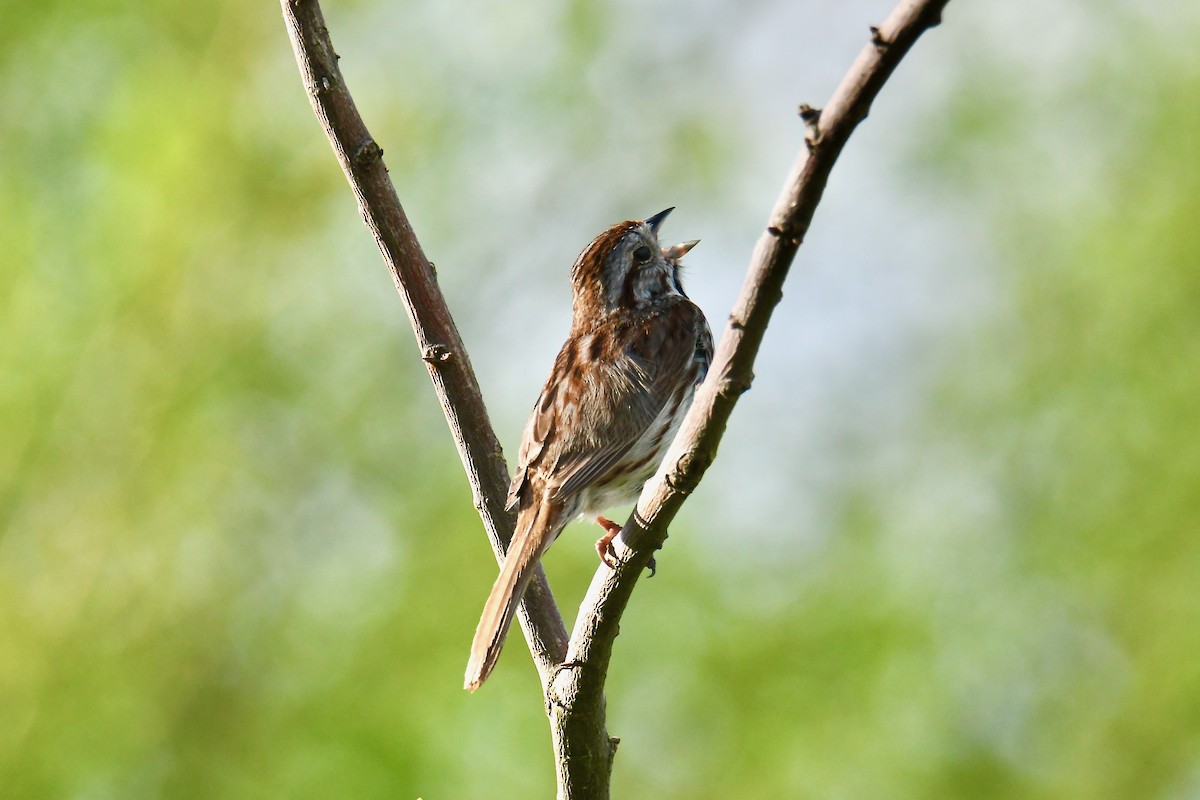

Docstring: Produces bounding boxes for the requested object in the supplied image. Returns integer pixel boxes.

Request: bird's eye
[633,245,652,263]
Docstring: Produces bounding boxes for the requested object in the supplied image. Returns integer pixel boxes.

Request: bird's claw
[596,538,620,569]
[595,515,622,569]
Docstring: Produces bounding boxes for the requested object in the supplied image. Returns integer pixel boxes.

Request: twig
[548,1,952,797]
[280,0,569,683]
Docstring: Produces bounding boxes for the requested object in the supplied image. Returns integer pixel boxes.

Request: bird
[464,208,712,692]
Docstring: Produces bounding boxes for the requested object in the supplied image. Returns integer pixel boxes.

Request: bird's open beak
[644,207,674,235]
[661,239,700,261]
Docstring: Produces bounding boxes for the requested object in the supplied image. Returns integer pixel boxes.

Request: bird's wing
[506,301,705,510]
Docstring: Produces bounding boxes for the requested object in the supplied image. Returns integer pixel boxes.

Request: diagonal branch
[280,0,569,682]
[546,0,952,796]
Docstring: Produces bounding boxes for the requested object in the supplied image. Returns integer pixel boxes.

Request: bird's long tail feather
[464,506,554,692]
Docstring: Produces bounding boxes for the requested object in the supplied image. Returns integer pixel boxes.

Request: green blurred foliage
[2,1,1199,798]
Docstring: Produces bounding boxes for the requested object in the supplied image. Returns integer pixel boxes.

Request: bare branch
[549,1,952,796]
[280,0,569,682]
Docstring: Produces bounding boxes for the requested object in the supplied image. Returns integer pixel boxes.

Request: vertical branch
[280,0,568,681]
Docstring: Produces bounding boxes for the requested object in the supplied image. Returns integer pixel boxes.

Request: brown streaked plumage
[464,208,712,692]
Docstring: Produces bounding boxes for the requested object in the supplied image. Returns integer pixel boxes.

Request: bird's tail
[464,505,555,692]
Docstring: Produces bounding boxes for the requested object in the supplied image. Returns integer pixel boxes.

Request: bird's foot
[594,516,622,568]
[594,516,658,575]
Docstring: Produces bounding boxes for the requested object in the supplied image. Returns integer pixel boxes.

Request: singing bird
[464,208,712,691]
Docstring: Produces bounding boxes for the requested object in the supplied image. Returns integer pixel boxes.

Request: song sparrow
[464,208,712,692]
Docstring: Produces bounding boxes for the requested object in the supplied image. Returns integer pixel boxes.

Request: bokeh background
[3,0,1199,797]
